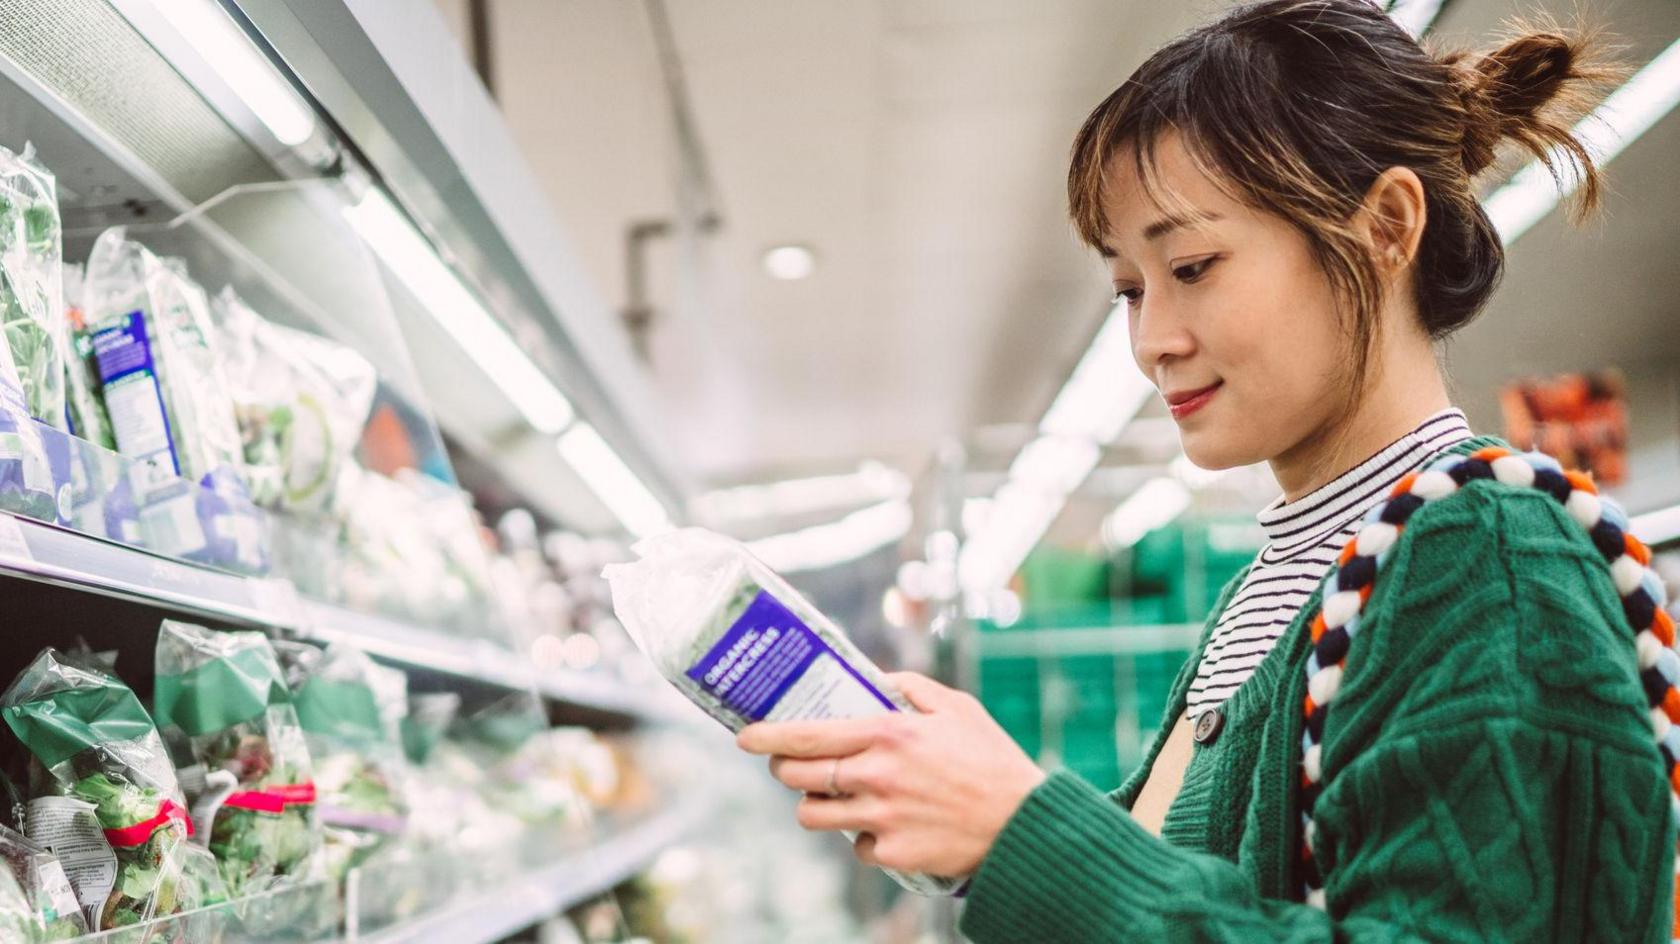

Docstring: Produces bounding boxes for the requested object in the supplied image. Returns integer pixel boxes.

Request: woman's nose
[1129,298,1196,373]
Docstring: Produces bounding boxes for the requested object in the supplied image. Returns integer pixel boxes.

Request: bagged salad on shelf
[60,263,113,451]
[153,621,320,897]
[0,143,68,433]
[81,228,245,495]
[0,825,88,940]
[0,648,227,931]
[272,642,407,877]
[603,528,961,896]
[211,288,376,515]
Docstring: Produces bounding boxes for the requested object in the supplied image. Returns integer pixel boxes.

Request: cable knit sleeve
[958,482,1674,943]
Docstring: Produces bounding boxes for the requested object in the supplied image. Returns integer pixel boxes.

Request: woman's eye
[1112,286,1144,304]
[1173,256,1218,283]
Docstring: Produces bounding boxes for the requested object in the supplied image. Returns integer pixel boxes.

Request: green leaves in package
[153,621,320,897]
[80,229,245,495]
[0,648,227,930]
[211,288,376,514]
[272,642,407,875]
[0,143,68,432]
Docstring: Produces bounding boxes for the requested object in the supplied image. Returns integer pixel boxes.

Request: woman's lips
[1168,382,1222,420]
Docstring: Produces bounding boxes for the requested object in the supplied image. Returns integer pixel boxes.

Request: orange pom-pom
[1654,609,1676,650]
[1626,533,1653,567]
[1563,470,1598,495]
[1391,471,1419,498]
[1471,446,1511,462]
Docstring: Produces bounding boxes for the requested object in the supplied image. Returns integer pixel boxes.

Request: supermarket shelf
[0,511,683,724]
[298,599,691,723]
[0,512,282,628]
[354,799,711,944]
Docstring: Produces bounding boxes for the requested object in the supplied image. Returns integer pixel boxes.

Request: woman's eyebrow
[1143,211,1223,241]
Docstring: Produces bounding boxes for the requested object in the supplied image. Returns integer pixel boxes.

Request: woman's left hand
[736,672,1046,877]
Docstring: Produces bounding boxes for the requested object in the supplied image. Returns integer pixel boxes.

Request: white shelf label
[0,513,32,564]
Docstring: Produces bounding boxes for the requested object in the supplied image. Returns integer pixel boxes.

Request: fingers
[768,755,836,794]
[852,831,880,867]
[737,717,881,757]
[885,671,959,713]
[796,793,879,833]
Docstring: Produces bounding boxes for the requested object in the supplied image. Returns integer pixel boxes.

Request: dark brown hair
[1069,0,1615,409]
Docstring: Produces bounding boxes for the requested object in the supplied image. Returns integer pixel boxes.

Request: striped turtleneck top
[1183,407,1475,721]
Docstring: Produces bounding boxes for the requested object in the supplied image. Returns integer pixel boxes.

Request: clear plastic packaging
[271,642,408,879]
[80,229,245,496]
[60,264,114,450]
[210,289,376,514]
[0,143,67,432]
[152,621,321,898]
[603,528,959,895]
[0,648,228,930]
[0,824,88,939]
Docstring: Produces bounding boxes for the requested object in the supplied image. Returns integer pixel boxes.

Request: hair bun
[1448,30,1593,176]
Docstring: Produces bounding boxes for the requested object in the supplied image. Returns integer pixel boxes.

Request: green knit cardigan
[960,435,1676,943]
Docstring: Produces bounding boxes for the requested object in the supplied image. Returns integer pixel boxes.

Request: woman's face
[1101,133,1349,471]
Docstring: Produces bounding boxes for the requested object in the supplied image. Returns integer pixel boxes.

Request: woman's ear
[1359,166,1428,276]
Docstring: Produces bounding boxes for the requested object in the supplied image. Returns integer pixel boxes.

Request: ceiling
[431,0,1680,517]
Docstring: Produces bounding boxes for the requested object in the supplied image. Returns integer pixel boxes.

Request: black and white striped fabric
[1184,408,1475,721]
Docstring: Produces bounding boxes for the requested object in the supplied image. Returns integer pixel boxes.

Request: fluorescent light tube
[1101,477,1192,551]
[692,461,909,523]
[1008,435,1102,496]
[1039,302,1154,443]
[344,190,576,434]
[748,499,913,573]
[557,422,671,539]
[148,0,317,147]
[1486,37,1680,243]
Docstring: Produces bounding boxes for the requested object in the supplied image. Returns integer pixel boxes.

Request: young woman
[738,1,1676,939]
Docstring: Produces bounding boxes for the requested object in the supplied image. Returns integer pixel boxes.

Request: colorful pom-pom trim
[1297,446,1677,932]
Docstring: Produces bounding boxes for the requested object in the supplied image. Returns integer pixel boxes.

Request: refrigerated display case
[0,1,705,940]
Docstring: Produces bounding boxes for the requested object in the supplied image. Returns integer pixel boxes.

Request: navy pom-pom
[1337,555,1376,592]
[1380,493,1424,526]
[1314,625,1351,667]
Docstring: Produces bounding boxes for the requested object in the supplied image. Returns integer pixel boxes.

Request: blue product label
[686,589,895,724]
[92,312,180,484]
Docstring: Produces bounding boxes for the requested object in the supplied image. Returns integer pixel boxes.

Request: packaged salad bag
[0,143,68,433]
[60,263,114,451]
[0,825,87,940]
[211,288,376,515]
[604,528,961,896]
[152,621,320,897]
[0,648,227,931]
[271,642,406,875]
[82,230,265,571]
[80,229,245,494]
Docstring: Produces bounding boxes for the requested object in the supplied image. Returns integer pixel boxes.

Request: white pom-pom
[1653,706,1672,740]
[1322,590,1363,630]
[1638,630,1664,670]
[1304,818,1318,852]
[1491,455,1536,488]
[1612,555,1646,596]
[1307,888,1327,911]
[1566,490,1602,529]
[1355,522,1398,558]
[1309,665,1343,708]
[1303,744,1322,783]
[1410,469,1458,501]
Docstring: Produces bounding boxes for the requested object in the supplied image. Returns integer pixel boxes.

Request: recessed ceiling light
[762,244,816,280]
